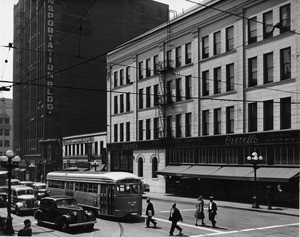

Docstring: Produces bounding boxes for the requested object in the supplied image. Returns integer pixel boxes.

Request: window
[154,118,159,139]
[214,108,221,134]
[94,142,98,155]
[202,110,209,135]
[248,57,257,87]
[176,78,182,102]
[0,129,2,135]
[264,52,273,84]
[263,100,273,131]
[185,113,191,137]
[138,157,143,177]
[280,4,290,34]
[248,103,257,132]
[120,123,124,142]
[280,97,291,129]
[202,36,209,59]
[120,69,124,86]
[139,61,144,79]
[126,93,130,112]
[4,118,9,125]
[226,26,234,51]
[114,124,118,142]
[146,86,151,108]
[152,157,158,178]
[226,63,234,91]
[139,88,143,109]
[226,106,234,134]
[176,46,182,67]
[4,140,9,147]
[263,11,273,39]
[248,17,257,44]
[214,67,221,94]
[167,80,172,103]
[4,129,9,136]
[114,96,118,114]
[176,114,182,138]
[185,42,191,64]
[166,115,172,138]
[154,84,159,106]
[214,31,221,55]
[120,94,124,113]
[126,122,130,141]
[139,120,143,140]
[153,55,158,75]
[0,140,2,147]
[126,66,131,84]
[114,71,118,87]
[280,47,291,80]
[146,119,151,140]
[167,50,172,68]
[202,70,209,96]
[146,58,151,77]
[185,75,191,100]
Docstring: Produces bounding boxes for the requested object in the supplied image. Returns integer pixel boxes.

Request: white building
[106,0,299,206]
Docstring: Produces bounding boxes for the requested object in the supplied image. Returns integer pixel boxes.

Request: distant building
[0,98,13,156]
[62,132,107,171]
[13,0,169,180]
[107,0,299,206]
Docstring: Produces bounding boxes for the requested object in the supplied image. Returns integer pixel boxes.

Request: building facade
[62,132,107,171]
[0,98,13,156]
[12,0,169,179]
[107,0,299,206]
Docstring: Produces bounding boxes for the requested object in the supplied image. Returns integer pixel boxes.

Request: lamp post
[247,152,263,208]
[90,160,99,171]
[0,150,21,234]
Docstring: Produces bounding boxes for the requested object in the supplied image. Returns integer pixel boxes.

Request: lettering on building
[225,134,258,146]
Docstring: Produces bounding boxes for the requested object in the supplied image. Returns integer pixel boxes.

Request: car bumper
[69,220,97,227]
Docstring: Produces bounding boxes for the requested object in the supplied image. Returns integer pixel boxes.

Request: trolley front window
[117,184,141,195]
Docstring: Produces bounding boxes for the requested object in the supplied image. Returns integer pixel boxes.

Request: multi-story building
[0,98,13,156]
[12,0,169,180]
[62,132,107,171]
[107,0,299,206]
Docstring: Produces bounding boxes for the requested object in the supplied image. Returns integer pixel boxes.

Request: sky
[0,0,197,99]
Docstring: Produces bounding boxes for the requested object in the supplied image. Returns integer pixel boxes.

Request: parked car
[34,195,96,232]
[0,186,7,207]
[19,181,34,186]
[29,182,48,200]
[6,179,20,185]
[11,185,39,215]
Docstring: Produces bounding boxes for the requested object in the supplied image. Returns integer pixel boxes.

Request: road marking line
[189,222,299,237]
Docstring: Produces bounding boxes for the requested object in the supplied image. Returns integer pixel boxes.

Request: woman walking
[194,196,205,226]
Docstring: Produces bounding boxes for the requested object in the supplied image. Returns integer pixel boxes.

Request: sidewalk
[143,192,299,217]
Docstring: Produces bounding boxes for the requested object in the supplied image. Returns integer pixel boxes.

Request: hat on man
[24,219,31,225]
[209,196,214,200]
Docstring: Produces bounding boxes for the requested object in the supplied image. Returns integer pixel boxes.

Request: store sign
[225,134,258,146]
[62,137,95,145]
[46,0,54,116]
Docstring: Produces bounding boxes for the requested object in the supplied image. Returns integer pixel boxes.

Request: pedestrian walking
[145,198,157,228]
[168,202,183,236]
[208,196,217,228]
[18,219,32,236]
[194,196,205,226]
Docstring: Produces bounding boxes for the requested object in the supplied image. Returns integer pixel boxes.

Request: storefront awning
[211,166,253,181]
[156,165,191,176]
[181,165,221,177]
[256,167,299,182]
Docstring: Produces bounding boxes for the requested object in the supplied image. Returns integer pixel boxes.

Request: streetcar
[46,171,143,217]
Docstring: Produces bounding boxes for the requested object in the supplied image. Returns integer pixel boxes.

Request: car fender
[15,202,25,209]
[34,209,42,220]
[55,215,71,227]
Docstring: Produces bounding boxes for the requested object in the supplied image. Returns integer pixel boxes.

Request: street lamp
[247,152,263,208]
[90,160,99,171]
[0,150,21,234]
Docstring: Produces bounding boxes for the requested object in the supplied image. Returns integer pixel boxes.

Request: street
[0,199,298,237]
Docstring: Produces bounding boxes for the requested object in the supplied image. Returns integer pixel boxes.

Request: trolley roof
[47,171,142,184]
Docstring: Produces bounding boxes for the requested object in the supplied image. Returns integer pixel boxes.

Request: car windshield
[117,184,141,195]
[56,199,77,207]
[35,185,46,189]
[17,189,33,195]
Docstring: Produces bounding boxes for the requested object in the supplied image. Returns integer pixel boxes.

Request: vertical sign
[46,0,54,116]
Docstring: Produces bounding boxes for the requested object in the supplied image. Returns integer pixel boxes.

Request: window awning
[181,165,221,177]
[211,166,253,181]
[256,167,299,182]
[156,165,191,176]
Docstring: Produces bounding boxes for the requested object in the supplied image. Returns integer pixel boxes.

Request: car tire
[60,219,69,232]
[85,224,94,231]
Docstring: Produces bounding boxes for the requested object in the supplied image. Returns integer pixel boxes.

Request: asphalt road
[0,199,298,237]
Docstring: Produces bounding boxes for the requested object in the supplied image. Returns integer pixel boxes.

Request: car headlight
[72,211,78,216]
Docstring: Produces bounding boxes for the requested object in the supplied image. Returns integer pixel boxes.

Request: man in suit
[208,196,218,228]
[145,198,157,228]
[169,202,183,236]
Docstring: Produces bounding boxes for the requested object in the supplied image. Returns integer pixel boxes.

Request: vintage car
[19,181,34,186]
[34,195,96,232]
[28,182,48,200]
[0,186,7,207]
[11,185,39,215]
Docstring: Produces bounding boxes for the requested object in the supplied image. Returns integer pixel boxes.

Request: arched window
[138,157,143,177]
[152,157,158,178]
